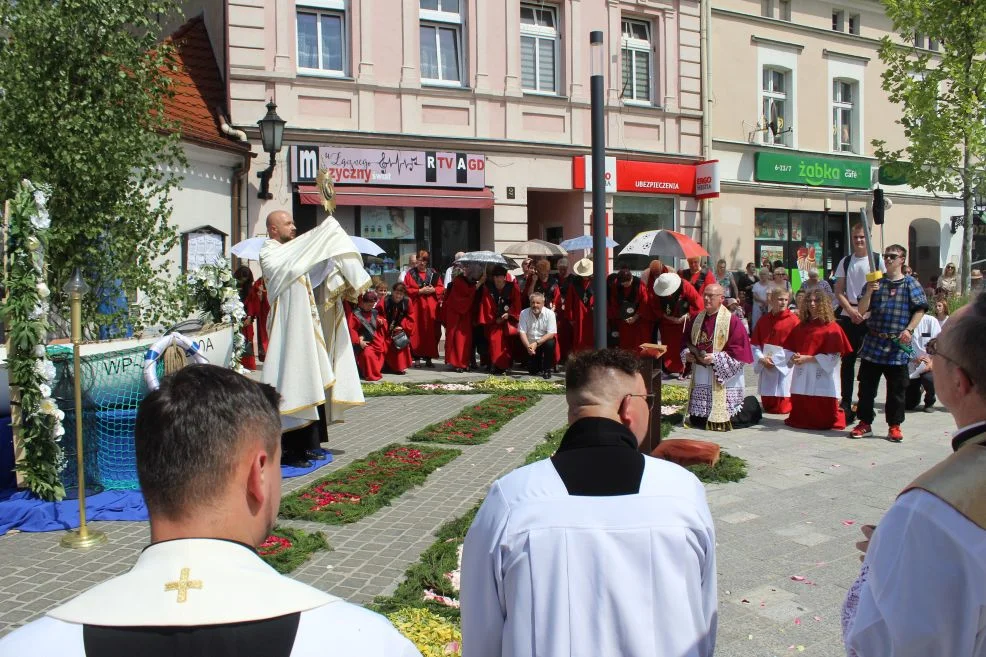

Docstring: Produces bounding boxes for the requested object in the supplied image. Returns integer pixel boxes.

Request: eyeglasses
[926,337,963,370]
[624,393,656,409]
[883,253,901,261]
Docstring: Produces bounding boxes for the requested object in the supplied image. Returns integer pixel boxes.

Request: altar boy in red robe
[751,287,800,414]
[479,265,521,374]
[348,290,388,382]
[565,258,596,353]
[403,249,444,367]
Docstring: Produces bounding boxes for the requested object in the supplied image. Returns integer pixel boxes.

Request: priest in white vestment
[260,210,369,465]
[0,366,419,657]
[842,300,986,657]
[461,348,717,657]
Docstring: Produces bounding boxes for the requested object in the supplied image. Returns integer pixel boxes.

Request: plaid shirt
[859,275,928,365]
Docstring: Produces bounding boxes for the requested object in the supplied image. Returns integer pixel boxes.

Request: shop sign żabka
[755,152,871,190]
[290,145,486,188]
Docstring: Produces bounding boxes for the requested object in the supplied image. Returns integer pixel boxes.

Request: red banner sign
[615,160,696,195]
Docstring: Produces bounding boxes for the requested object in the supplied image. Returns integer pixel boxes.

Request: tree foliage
[874,0,986,294]
[0,0,188,335]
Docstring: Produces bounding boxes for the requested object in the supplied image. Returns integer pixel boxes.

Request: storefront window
[613,195,675,272]
[361,207,415,281]
[790,212,824,277]
[755,209,855,284]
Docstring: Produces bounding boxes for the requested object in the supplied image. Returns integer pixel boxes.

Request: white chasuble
[260,217,370,430]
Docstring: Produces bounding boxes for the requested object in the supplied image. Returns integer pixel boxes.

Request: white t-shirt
[518,307,557,342]
[836,252,887,306]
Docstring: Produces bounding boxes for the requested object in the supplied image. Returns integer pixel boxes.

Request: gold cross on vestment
[164,567,203,603]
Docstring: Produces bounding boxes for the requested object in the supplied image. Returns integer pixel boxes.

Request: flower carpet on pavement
[409,394,541,445]
[279,444,460,524]
[259,526,330,574]
[362,376,564,397]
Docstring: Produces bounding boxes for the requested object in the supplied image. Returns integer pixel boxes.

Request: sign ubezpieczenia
[755,152,871,189]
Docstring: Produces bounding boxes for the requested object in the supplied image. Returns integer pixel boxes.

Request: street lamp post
[60,268,106,549]
[256,100,287,200]
[589,30,607,349]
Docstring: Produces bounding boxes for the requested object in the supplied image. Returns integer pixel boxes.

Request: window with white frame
[762,67,791,146]
[420,0,463,85]
[848,13,860,35]
[621,18,652,104]
[297,2,346,75]
[520,4,558,93]
[832,79,857,152]
[832,10,844,31]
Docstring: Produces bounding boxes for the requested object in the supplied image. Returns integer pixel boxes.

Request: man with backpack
[834,223,886,422]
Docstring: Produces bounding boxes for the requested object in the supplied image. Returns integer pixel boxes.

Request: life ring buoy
[143,332,209,391]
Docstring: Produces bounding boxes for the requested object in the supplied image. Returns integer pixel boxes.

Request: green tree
[0,0,188,335]
[874,0,986,295]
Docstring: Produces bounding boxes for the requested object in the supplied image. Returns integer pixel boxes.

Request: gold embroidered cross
[164,567,203,603]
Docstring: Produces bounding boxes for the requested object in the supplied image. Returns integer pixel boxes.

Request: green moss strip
[409,394,541,445]
[260,526,331,574]
[280,444,460,524]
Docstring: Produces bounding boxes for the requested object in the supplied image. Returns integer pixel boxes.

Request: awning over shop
[297,185,494,209]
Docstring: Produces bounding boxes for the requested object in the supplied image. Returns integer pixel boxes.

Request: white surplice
[789,353,842,399]
[908,314,941,379]
[841,489,986,657]
[260,216,370,430]
[752,343,794,398]
[461,457,717,657]
[0,539,420,657]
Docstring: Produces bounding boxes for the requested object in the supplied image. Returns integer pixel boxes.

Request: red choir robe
[249,278,271,361]
[783,320,853,430]
[679,267,717,296]
[608,277,653,353]
[565,276,595,353]
[479,281,521,371]
[403,267,445,360]
[556,274,574,362]
[750,309,801,414]
[649,278,704,374]
[348,308,389,381]
[443,276,477,370]
[383,296,413,374]
[240,288,258,370]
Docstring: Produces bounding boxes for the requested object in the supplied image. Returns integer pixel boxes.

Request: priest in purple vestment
[682,284,759,431]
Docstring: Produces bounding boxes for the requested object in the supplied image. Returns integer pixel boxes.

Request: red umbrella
[618,230,709,260]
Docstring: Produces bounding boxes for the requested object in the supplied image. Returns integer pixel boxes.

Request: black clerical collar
[952,421,986,452]
[142,537,259,556]
[556,416,640,453]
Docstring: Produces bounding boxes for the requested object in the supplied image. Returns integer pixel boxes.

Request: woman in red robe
[565,258,595,353]
[478,265,521,374]
[234,266,257,370]
[348,291,388,381]
[443,271,481,372]
[384,283,414,375]
[555,258,573,362]
[608,269,653,353]
[249,276,270,362]
[402,249,444,368]
[783,289,854,430]
[649,273,704,376]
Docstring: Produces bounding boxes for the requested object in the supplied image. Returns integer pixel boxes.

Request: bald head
[266,211,296,243]
[703,283,725,313]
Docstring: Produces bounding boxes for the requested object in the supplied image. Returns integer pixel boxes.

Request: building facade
[710,0,963,284]
[220,0,712,278]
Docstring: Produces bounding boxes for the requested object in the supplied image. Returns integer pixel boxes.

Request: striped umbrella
[618,230,708,260]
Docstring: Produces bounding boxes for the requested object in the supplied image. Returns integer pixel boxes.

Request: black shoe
[841,403,857,424]
[923,404,935,413]
[306,449,328,461]
[425,359,435,368]
[541,371,551,380]
[284,455,313,468]
[455,368,466,373]
[492,367,506,375]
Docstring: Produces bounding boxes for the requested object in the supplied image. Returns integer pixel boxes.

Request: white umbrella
[502,239,567,257]
[455,251,520,269]
[231,234,385,261]
[559,235,618,252]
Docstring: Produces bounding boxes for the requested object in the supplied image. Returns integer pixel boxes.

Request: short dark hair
[492,265,507,277]
[392,282,408,293]
[566,348,641,392]
[887,243,907,259]
[135,365,281,520]
[941,291,986,399]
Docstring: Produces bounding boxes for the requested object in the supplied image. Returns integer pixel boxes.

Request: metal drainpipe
[700,0,713,254]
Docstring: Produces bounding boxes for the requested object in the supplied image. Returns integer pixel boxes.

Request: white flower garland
[3,180,67,500]
[186,260,247,372]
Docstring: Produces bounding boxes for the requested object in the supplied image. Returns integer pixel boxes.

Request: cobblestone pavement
[0,373,958,657]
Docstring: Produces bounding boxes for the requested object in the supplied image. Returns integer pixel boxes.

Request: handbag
[392,329,410,351]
